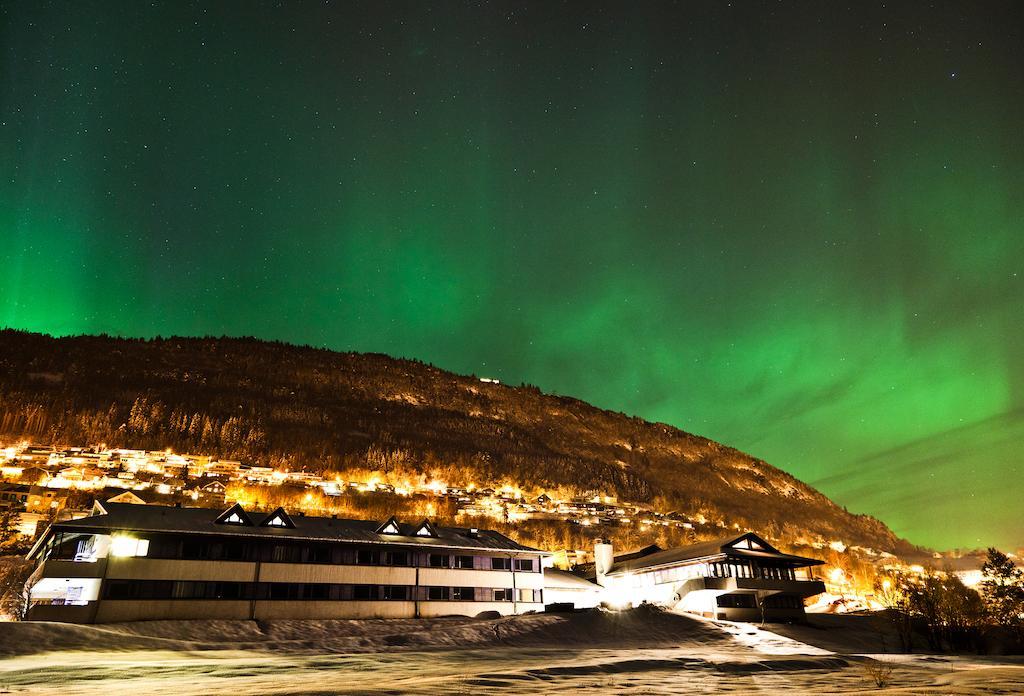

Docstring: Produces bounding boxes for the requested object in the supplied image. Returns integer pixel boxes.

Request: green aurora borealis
[2,2,1022,550]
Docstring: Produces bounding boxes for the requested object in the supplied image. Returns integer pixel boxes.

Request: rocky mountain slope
[0,329,914,554]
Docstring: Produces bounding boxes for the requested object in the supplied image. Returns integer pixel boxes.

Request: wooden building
[26,502,547,623]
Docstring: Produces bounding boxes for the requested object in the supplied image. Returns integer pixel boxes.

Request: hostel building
[26,502,547,623]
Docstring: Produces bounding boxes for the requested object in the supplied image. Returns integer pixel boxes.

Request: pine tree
[981,547,1024,641]
[0,508,20,549]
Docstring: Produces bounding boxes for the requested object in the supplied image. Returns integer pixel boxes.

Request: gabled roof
[544,568,601,591]
[259,507,295,528]
[412,518,438,538]
[106,491,147,505]
[575,543,662,576]
[30,503,547,557]
[214,503,254,526]
[605,532,823,576]
[376,515,401,535]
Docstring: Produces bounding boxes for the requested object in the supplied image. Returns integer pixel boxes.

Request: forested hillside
[0,330,913,554]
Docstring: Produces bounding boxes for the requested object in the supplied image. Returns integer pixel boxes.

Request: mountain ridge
[0,329,918,557]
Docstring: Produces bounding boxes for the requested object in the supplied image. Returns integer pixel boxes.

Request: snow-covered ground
[1,609,1022,694]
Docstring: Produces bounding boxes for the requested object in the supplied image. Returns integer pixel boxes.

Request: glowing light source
[110,535,149,558]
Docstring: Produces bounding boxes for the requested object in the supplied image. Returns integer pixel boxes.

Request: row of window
[716,594,805,609]
[102,580,543,603]
[50,532,539,571]
[648,560,800,585]
[707,561,798,581]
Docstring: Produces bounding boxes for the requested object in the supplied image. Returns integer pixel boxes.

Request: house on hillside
[19,467,51,485]
[106,491,148,505]
[185,479,228,503]
[0,483,31,511]
[25,503,547,624]
[26,486,69,514]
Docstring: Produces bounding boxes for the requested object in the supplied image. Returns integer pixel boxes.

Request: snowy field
[1,609,1023,695]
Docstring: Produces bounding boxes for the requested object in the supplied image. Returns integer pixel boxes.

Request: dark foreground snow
[1,608,1022,694]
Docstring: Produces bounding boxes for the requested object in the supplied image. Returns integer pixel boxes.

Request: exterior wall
[95,599,252,622]
[418,568,539,589]
[703,577,826,597]
[258,563,417,585]
[106,558,256,582]
[714,606,806,622]
[418,601,542,617]
[27,602,99,623]
[542,587,601,609]
[79,599,546,622]
[32,559,107,581]
[253,600,415,620]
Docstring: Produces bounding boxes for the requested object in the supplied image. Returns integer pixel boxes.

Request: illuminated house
[25,502,547,623]
[585,533,825,621]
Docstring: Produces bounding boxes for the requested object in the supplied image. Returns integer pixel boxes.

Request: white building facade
[585,533,826,621]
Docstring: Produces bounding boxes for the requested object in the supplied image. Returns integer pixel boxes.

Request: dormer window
[376,515,402,535]
[414,519,438,538]
[214,503,253,526]
[731,536,766,551]
[260,507,295,528]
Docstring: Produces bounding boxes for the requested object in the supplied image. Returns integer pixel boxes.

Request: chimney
[594,538,613,586]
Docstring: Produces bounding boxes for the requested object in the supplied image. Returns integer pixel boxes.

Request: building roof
[606,532,823,576]
[543,568,601,591]
[30,502,546,557]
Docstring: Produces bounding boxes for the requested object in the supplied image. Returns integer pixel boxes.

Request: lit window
[110,535,149,558]
[266,516,286,527]
[381,522,400,534]
[415,526,432,536]
[225,512,243,524]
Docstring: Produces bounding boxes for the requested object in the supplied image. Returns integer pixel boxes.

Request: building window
[492,588,513,601]
[513,558,534,572]
[764,594,802,609]
[352,585,375,600]
[383,586,408,601]
[105,581,134,599]
[356,549,378,565]
[452,587,475,601]
[429,554,449,568]
[454,555,474,569]
[110,535,149,558]
[305,584,330,600]
[306,545,331,564]
[272,545,301,563]
[386,551,409,566]
[491,557,511,571]
[716,594,756,609]
[427,586,449,600]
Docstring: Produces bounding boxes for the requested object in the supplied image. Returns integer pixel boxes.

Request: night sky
[2,2,1022,551]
